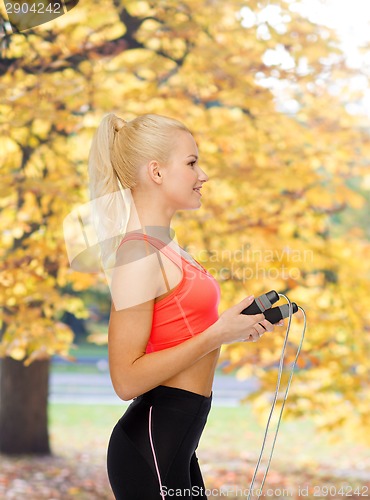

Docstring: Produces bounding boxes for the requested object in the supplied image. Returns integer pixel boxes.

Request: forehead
[172,130,198,156]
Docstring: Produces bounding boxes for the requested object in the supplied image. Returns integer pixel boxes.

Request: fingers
[252,313,265,323]
[239,311,265,328]
[236,295,255,313]
[259,318,285,331]
[259,319,274,332]
[242,317,285,343]
[254,322,267,338]
[246,323,266,342]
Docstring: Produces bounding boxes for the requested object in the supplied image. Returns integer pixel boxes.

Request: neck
[142,225,175,241]
[126,188,176,241]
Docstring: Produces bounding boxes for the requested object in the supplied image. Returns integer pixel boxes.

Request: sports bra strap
[118,232,181,260]
[117,232,182,293]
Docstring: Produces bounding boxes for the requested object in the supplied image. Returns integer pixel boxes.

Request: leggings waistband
[136,385,212,417]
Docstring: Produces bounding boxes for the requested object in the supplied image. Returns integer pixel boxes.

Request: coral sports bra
[117,232,221,353]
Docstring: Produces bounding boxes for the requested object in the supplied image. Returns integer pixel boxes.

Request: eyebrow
[187,155,198,160]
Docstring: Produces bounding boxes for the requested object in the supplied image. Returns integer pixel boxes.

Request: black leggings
[107,385,212,499]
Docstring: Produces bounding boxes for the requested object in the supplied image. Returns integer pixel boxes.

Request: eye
[188,161,196,168]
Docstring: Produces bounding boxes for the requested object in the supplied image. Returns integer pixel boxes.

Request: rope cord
[247,295,307,499]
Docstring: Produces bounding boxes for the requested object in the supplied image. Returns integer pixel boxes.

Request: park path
[49,369,260,406]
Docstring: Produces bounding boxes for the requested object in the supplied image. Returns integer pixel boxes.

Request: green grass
[51,363,105,375]
[48,402,128,460]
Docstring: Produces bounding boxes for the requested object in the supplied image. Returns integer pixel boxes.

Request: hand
[212,295,266,345]
[212,296,286,346]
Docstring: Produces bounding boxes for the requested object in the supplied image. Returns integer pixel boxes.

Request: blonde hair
[87,112,191,268]
[88,112,191,197]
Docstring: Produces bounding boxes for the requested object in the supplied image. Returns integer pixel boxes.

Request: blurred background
[0,0,369,498]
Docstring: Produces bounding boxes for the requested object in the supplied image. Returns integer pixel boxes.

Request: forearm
[115,323,221,400]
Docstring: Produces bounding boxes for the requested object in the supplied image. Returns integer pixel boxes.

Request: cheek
[165,167,196,196]
[184,168,197,182]
[176,169,196,186]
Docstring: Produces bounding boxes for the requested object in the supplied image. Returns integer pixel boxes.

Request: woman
[87,113,284,499]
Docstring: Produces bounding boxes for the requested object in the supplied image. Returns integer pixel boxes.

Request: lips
[193,188,202,196]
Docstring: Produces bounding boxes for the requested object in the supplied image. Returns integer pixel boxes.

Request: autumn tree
[0,0,369,455]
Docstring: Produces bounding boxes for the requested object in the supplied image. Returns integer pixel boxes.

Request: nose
[197,165,209,183]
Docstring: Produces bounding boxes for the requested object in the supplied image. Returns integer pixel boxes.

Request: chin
[176,202,201,212]
[188,199,202,210]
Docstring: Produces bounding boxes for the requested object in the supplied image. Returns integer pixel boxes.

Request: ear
[147,160,163,185]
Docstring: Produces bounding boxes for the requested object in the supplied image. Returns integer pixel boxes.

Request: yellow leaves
[125,0,152,16]
[23,346,50,366]
[234,363,254,380]
[295,397,311,412]
[305,184,333,208]
[12,283,27,297]
[356,365,368,376]
[62,270,98,291]
[54,321,75,344]
[60,297,89,319]
[9,347,27,361]
[316,291,332,309]
[305,181,365,212]
[278,222,297,238]
[67,488,80,496]
[361,174,370,190]
[1,317,75,365]
[0,136,21,169]
[336,185,365,209]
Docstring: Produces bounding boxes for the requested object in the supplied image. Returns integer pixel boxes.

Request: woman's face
[162,131,209,211]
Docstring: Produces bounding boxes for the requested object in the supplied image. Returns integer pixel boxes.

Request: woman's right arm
[108,241,271,401]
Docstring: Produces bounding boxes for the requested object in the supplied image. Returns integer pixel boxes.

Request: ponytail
[88,112,126,201]
[87,113,129,269]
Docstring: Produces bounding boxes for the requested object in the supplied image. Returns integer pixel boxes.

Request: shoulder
[110,237,162,311]
[115,237,157,265]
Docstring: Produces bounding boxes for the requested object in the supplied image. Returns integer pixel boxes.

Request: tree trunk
[0,356,51,455]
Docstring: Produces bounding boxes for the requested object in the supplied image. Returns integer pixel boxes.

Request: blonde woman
[87,113,284,499]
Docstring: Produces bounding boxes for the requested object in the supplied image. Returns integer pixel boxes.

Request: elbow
[119,392,134,402]
[118,387,136,401]
[113,378,137,402]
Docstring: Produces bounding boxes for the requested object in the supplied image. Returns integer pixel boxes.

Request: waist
[135,384,212,417]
